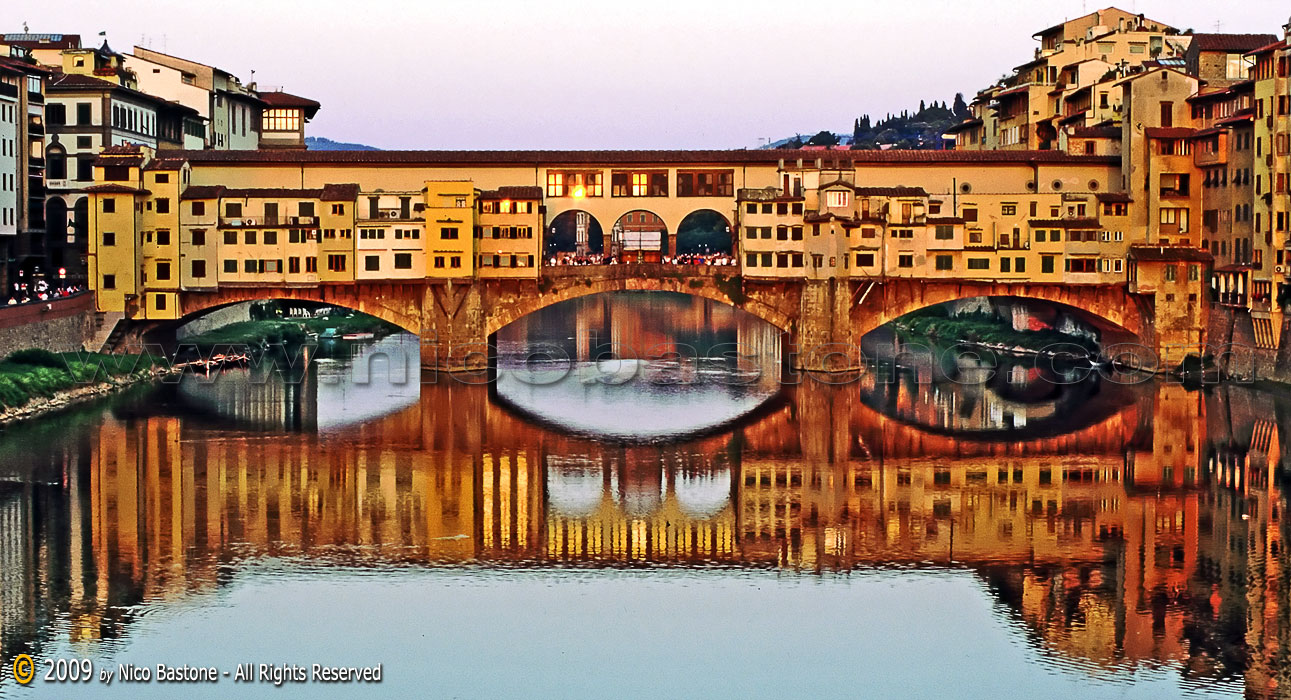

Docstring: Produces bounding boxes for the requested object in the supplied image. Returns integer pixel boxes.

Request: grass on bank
[892,308,1099,354]
[0,348,161,409]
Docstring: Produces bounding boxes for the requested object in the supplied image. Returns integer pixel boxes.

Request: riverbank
[889,309,1098,357]
[0,349,167,426]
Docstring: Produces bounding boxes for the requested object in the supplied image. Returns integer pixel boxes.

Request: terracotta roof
[1058,110,1089,126]
[179,185,227,200]
[143,157,186,171]
[1189,127,1224,138]
[82,184,148,194]
[218,187,329,199]
[1128,245,1213,263]
[100,145,142,155]
[171,148,1122,166]
[1216,109,1255,127]
[320,183,360,201]
[1189,33,1278,53]
[851,186,928,197]
[1028,217,1101,228]
[257,90,320,118]
[478,186,543,200]
[0,55,52,75]
[1245,39,1287,56]
[1144,127,1195,139]
[93,154,144,167]
[1095,192,1132,203]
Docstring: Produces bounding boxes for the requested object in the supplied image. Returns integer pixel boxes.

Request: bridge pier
[420,282,490,372]
[791,279,862,373]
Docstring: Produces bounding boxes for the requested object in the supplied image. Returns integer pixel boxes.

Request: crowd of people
[547,252,737,267]
[7,280,85,306]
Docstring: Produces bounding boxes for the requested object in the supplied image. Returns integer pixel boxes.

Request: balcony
[1158,187,1190,198]
[358,209,421,223]
[0,82,16,99]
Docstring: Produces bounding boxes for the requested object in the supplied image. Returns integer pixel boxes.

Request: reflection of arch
[545,210,604,255]
[675,209,733,255]
[611,209,668,260]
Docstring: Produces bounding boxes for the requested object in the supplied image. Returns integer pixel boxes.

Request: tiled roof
[852,186,928,197]
[83,184,148,194]
[1245,39,1287,56]
[143,157,186,171]
[257,90,320,118]
[172,148,1122,167]
[478,186,543,200]
[93,154,144,167]
[1216,108,1255,127]
[1128,245,1213,262]
[179,185,227,200]
[218,187,328,199]
[1058,110,1089,126]
[99,145,142,155]
[1028,217,1101,228]
[1189,33,1278,53]
[1144,127,1195,139]
[320,183,360,201]
[1095,192,1132,203]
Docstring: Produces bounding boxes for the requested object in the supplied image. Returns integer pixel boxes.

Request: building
[257,91,319,150]
[0,48,47,292]
[126,46,263,150]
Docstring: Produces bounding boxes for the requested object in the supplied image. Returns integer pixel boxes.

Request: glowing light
[572,186,586,199]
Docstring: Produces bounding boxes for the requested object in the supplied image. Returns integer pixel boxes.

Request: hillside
[764,95,972,150]
[305,136,380,151]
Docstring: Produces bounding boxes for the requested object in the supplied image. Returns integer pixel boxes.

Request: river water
[0,292,1285,698]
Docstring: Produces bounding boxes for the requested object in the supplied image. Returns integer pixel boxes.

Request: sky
[9,0,1291,150]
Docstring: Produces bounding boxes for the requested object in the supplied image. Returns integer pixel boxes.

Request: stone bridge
[142,265,1161,372]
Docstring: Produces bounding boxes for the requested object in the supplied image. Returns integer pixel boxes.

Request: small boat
[319,328,340,342]
[341,332,375,341]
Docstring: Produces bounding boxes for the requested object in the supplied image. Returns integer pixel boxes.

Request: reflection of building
[7,363,1291,697]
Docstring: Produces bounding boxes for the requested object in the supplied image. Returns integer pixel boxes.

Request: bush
[6,348,66,368]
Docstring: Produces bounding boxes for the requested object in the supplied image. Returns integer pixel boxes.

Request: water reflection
[0,294,1286,698]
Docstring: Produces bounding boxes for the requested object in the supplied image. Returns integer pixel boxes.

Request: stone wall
[1207,305,1286,382]
[0,293,97,358]
[176,302,253,339]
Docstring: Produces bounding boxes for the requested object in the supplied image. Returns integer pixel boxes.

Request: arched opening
[674,209,734,261]
[611,210,667,263]
[545,210,604,261]
[45,144,67,181]
[44,196,68,245]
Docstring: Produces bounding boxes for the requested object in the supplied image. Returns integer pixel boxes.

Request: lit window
[826,190,850,208]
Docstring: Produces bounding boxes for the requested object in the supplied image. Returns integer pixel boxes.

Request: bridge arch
[853,281,1150,347]
[674,209,733,256]
[484,266,794,337]
[611,209,668,260]
[545,209,605,256]
[173,284,426,337]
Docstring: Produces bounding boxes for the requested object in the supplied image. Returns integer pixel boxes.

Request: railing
[220,216,318,228]
[542,262,738,280]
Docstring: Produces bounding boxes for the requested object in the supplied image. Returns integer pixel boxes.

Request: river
[0,292,1284,698]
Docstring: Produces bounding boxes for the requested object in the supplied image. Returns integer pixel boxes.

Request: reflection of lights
[572,186,586,199]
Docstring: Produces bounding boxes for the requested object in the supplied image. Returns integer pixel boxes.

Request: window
[156,230,171,246]
[365,255,380,271]
[394,253,413,269]
[825,190,850,208]
[1001,204,1016,216]
[192,201,206,217]
[262,109,301,132]
[191,260,206,279]
[331,203,345,215]
[676,170,734,197]
[898,254,914,268]
[47,103,66,125]
[244,231,257,245]
[102,198,116,214]
[746,253,757,267]
[1000,257,1011,273]
[223,231,237,245]
[76,102,92,126]
[223,260,237,273]
[934,255,952,271]
[440,227,459,239]
[102,274,116,289]
[1065,258,1097,273]
[611,171,667,197]
[225,203,243,218]
[102,231,116,246]
[154,173,170,184]
[856,253,874,267]
[1041,255,1055,274]
[327,254,347,272]
[967,258,990,270]
[154,294,166,311]
[1159,101,1173,127]
[934,225,953,240]
[963,208,978,222]
[1015,257,1025,273]
[1164,265,1177,281]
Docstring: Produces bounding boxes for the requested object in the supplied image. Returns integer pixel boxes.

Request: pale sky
[11,0,1291,149]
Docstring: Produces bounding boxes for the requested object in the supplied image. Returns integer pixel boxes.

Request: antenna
[22,22,28,32]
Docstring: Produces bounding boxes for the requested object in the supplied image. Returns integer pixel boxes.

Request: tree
[806,130,839,147]
[952,92,970,119]
[919,99,926,113]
